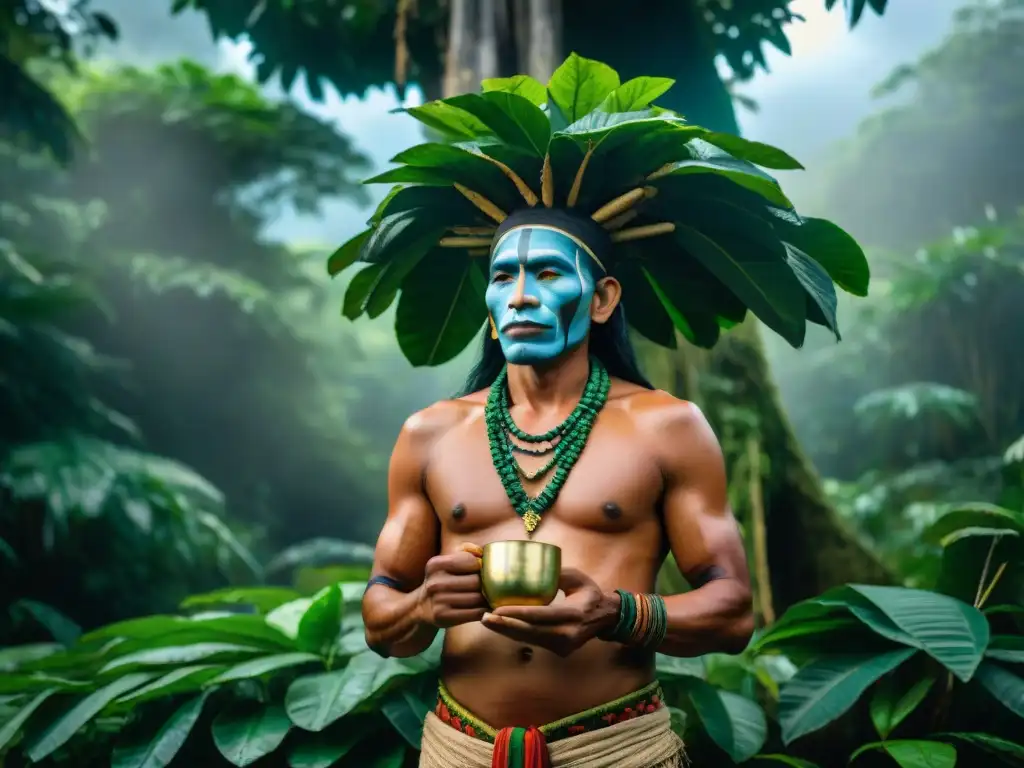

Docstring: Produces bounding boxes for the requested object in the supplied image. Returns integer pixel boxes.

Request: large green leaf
[869,675,936,739]
[381,143,518,206]
[924,503,1024,547]
[180,587,303,614]
[212,702,293,767]
[850,740,957,768]
[112,691,209,768]
[444,92,550,155]
[326,231,370,277]
[987,635,1024,664]
[778,648,915,744]
[117,665,223,705]
[0,674,86,695]
[598,77,675,112]
[641,261,721,348]
[975,661,1024,718]
[459,139,545,189]
[381,687,431,749]
[940,732,1024,763]
[0,644,63,671]
[285,652,427,732]
[398,101,491,140]
[655,655,706,680]
[99,643,263,674]
[26,672,156,761]
[753,612,864,654]
[547,53,620,123]
[685,678,767,762]
[266,598,315,639]
[776,215,870,297]
[83,614,295,652]
[286,717,384,767]
[672,223,807,347]
[784,244,840,339]
[832,585,989,681]
[297,585,343,656]
[481,75,546,105]
[395,253,487,367]
[700,131,804,171]
[554,110,697,153]
[210,653,321,685]
[342,264,386,320]
[0,688,55,752]
[368,185,478,225]
[652,154,793,209]
[362,166,453,186]
[613,260,677,348]
[358,208,450,266]
[751,757,821,768]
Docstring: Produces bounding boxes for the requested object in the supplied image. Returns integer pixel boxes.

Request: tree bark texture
[441,0,891,615]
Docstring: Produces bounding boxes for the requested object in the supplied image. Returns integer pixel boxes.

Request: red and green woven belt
[491,726,551,768]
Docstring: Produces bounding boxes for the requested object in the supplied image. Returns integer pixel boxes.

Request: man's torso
[421,379,682,727]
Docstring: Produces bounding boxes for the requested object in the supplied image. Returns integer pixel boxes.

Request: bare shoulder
[401,396,482,450]
[611,380,704,429]
[611,382,722,470]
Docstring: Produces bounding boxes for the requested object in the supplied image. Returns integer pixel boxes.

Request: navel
[603,502,622,520]
[518,646,533,663]
[451,503,467,521]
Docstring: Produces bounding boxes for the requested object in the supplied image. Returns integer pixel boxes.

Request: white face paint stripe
[571,247,593,329]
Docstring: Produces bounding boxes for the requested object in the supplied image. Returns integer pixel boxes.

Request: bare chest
[424,414,664,538]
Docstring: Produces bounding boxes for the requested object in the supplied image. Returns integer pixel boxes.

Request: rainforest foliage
[1,0,1022,766]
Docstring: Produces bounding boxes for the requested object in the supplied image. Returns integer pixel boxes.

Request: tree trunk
[442,0,891,616]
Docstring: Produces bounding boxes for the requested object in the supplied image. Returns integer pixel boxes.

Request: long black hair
[455,303,654,397]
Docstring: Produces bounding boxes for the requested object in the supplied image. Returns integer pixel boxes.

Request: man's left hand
[480,569,619,656]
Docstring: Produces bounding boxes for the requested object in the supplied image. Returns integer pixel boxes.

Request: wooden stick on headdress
[610,222,676,243]
[438,236,493,248]
[540,153,554,208]
[590,186,657,224]
[567,141,596,208]
[473,151,539,207]
[602,209,639,231]
[454,183,507,223]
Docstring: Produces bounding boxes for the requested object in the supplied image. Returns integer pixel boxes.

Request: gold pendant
[523,510,541,533]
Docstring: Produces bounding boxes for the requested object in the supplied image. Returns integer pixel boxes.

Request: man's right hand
[416,543,488,628]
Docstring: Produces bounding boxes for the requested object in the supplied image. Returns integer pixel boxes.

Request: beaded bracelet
[603,589,668,650]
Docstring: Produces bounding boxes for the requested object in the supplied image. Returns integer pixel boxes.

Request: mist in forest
[84,0,964,432]
[5,0,1021,616]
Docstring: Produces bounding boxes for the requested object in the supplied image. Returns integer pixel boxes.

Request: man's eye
[538,270,560,280]
[492,273,513,283]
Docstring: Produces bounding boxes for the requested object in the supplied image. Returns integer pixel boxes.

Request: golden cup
[481,540,561,608]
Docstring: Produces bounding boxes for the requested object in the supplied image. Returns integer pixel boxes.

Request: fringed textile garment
[419,681,686,768]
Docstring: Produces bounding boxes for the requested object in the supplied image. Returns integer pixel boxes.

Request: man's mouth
[502,320,552,338]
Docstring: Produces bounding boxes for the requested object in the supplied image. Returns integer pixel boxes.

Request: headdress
[328,54,869,366]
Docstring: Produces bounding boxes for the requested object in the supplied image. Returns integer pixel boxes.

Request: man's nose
[508,267,540,309]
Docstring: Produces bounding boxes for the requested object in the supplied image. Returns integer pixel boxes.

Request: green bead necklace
[485,358,610,533]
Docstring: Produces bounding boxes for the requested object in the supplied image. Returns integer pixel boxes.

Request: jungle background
[1,0,1023,766]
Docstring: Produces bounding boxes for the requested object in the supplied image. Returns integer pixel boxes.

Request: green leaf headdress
[328,53,870,367]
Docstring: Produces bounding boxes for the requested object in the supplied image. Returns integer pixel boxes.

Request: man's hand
[480,569,619,657]
[416,543,488,629]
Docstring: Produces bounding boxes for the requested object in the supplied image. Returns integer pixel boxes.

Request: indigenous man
[337,54,866,768]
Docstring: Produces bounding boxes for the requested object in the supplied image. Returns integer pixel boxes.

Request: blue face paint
[485,226,603,365]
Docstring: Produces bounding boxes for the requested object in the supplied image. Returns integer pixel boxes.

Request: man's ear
[590,277,622,324]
